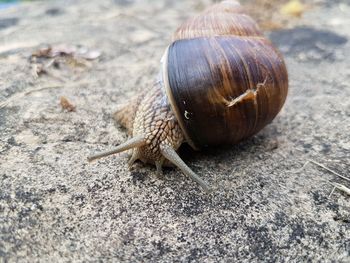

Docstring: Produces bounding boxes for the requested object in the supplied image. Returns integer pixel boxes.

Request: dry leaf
[31,63,47,78]
[30,44,101,79]
[32,44,101,60]
[60,96,76,112]
[76,47,102,60]
[31,46,53,58]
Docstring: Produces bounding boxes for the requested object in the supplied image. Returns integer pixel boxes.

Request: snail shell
[162,0,288,149]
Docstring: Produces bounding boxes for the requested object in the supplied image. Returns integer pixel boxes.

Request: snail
[88,0,288,192]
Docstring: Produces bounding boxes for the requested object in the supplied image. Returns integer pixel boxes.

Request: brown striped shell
[162,0,288,149]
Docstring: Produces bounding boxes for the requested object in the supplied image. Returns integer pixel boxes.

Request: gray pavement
[0,0,349,261]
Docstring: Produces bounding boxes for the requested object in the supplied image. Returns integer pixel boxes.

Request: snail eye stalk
[160,145,211,193]
[87,135,146,162]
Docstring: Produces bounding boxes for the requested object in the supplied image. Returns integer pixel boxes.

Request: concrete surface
[0,0,349,262]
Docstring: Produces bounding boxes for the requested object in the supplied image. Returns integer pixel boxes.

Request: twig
[294,159,350,182]
[328,186,336,198]
[0,41,39,54]
[329,182,350,196]
[0,85,61,109]
[293,160,311,174]
[308,159,350,182]
[0,81,88,109]
[296,159,349,198]
[295,160,350,198]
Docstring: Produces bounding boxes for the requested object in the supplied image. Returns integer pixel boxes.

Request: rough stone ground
[0,0,349,262]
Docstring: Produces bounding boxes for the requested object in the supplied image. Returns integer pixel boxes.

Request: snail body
[89,1,288,192]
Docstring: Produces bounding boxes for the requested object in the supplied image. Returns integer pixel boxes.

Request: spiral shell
[162,1,288,149]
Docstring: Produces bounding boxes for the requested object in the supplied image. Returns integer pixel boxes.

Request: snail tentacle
[87,135,146,162]
[160,144,211,193]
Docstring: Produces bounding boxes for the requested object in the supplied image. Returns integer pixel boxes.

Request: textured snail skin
[90,0,288,191]
[114,82,183,169]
